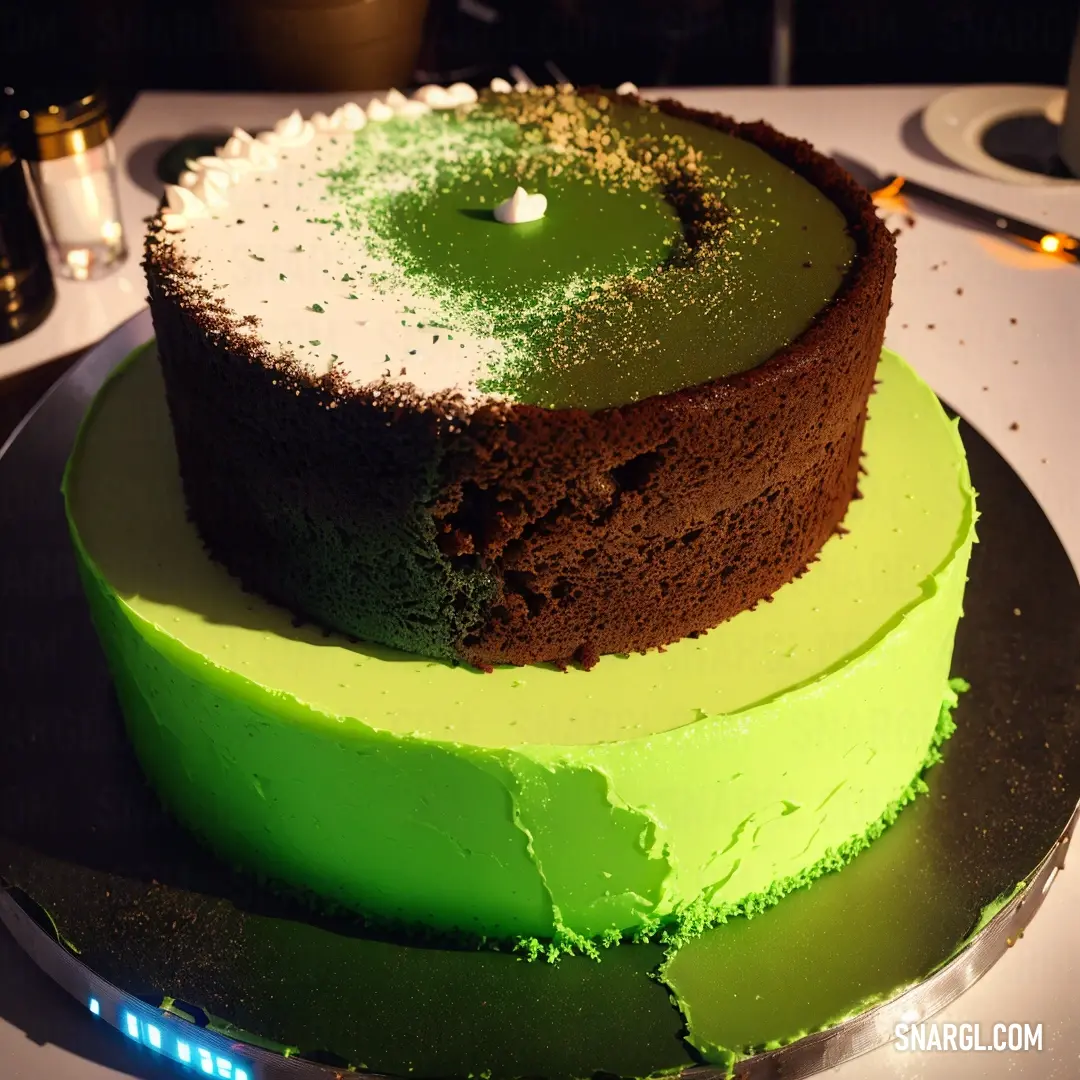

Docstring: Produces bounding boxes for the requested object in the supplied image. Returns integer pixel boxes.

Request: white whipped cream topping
[272,108,316,147]
[160,79,619,234]
[396,99,431,119]
[219,131,254,159]
[187,160,230,189]
[413,84,456,109]
[494,186,548,224]
[194,155,247,183]
[340,102,367,131]
[158,88,445,231]
[243,141,277,170]
[155,81,631,395]
[165,183,208,217]
[190,173,230,209]
[162,182,209,230]
[157,88,515,399]
[366,98,395,122]
[447,82,479,105]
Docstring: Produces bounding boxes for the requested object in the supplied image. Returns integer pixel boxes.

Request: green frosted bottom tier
[63,345,976,945]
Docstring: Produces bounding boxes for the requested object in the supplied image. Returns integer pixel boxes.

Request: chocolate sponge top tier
[145,86,894,669]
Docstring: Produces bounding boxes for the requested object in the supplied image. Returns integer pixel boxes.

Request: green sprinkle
[347,293,358,300]
[295,243,304,252]
[279,273,287,281]
[310,339,321,346]
[272,224,279,232]
[341,272,354,282]
[311,303,325,313]
[249,253,265,262]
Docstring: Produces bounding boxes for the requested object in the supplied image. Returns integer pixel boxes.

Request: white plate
[922,84,1077,187]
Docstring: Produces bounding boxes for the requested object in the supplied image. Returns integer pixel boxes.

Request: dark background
[2,0,1079,117]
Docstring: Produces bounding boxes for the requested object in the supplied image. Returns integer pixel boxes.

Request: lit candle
[13,88,127,281]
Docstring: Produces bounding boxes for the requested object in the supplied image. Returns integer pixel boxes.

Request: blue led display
[88,998,101,1017]
[111,1008,253,1079]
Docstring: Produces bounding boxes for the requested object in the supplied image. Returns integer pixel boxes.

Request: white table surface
[2,86,1079,1080]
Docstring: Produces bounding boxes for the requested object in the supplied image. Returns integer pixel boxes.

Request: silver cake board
[1,310,1079,1080]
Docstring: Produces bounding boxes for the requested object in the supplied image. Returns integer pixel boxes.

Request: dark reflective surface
[981,114,1074,180]
[668,423,1080,1052]
[1,313,1078,1078]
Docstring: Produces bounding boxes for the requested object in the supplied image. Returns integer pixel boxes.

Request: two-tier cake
[64,83,975,953]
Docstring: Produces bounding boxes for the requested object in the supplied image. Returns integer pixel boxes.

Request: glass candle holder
[0,105,55,342]
[16,89,126,281]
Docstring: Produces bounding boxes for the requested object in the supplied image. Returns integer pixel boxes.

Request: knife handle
[895,176,1079,260]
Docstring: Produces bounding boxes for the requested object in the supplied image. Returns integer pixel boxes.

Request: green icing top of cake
[318,89,855,409]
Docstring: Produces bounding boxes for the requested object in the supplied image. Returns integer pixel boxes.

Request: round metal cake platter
[2,311,1079,1080]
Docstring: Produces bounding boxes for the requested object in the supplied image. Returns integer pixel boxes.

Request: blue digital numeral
[88,998,101,1017]
[114,1006,251,1080]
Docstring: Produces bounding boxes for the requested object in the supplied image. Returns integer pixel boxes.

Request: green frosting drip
[658,688,962,955]
[64,346,975,946]
[660,686,996,1068]
[3,852,692,1080]
[955,879,1027,945]
[514,684,964,963]
[321,92,855,409]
